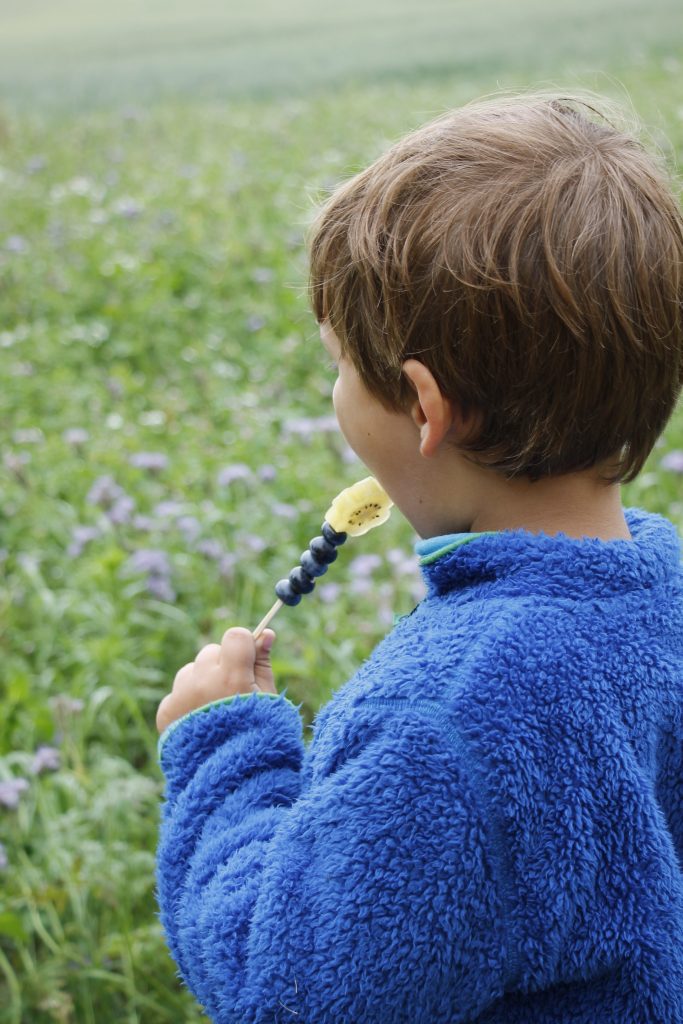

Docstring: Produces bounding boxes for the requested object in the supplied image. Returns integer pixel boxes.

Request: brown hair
[307,90,683,483]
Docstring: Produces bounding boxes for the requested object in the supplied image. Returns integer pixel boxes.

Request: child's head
[307,91,683,493]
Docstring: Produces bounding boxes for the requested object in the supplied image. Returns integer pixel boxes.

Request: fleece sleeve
[155,690,513,1024]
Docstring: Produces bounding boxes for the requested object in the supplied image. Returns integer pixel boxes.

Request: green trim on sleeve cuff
[157,690,299,763]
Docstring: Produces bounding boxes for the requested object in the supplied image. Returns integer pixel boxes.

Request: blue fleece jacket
[155,506,683,1023]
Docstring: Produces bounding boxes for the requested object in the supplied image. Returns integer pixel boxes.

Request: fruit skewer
[252,476,393,640]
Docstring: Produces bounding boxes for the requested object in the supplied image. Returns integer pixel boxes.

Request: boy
[155,92,683,1022]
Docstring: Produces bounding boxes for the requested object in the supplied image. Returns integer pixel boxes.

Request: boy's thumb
[260,629,275,654]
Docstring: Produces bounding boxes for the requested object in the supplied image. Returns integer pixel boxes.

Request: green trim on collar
[418,531,500,566]
[157,691,297,763]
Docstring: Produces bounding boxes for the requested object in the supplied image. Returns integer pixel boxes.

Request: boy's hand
[156,627,277,734]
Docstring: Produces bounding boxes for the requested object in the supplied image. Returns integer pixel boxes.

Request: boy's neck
[467,468,633,542]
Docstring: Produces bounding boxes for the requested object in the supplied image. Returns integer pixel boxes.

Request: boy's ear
[401,359,456,458]
[401,359,482,457]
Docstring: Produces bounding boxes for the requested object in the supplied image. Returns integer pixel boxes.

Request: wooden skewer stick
[252,599,284,641]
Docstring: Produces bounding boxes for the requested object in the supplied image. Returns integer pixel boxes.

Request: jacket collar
[413,507,682,599]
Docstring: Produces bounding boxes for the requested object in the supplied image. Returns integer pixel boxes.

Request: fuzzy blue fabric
[156,506,683,1023]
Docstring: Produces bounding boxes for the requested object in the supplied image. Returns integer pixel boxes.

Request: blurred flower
[121,548,175,601]
[0,841,7,870]
[113,197,143,219]
[0,778,30,809]
[271,501,297,520]
[154,500,186,518]
[258,464,277,481]
[5,235,28,254]
[26,155,46,174]
[132,515,157,531]
[318,582,341,604]
[196,538,224,560]
[67,525,101,557]
[238,533,266,553]
[123,549,171,577]
[661,450,683,473]
[12,427,43,444]
[63,427,90,446]
[246,315,266,332]
[105,376,124,398]
[348,554,382,577]
[386,548,419,576]
[350,577,373,596]
[30,746,61,775]
[177,516,201,542]
[377,603,394,628]
[87,475,125,507]
[282,415,338,439]
[219,553,238,580]
[252,267,274,284]
[107,495,136,525]
[128,451,169,471]
[48,695,84,719]
[4,451,31,474]
[146,576,176,602]
[217,463,252,487]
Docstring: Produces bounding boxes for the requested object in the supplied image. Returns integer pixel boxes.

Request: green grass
[0,5,682,1021]
[1,0,682,110]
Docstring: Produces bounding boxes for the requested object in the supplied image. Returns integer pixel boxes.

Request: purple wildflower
[5,235,28,254]
[318,582,341,604]
[114,197,143,219]
[251,268,274,284]
[49,695,84,719]
[219,553,238,580]
[661,450,683,473]
[238,533,266,553]
[348,554,382,577]
[26,155,46,174]
[282,415,338,440]
[132,515,157,531]
[31,746,61,775]
[12,428,43,444]
[128,451,169,472]
[176,516,202,542]
[154,500,186,518]
[349,577,373,596]
[123,549,172,577]
[217,463,252,487]
[146,576,176,602]
[258,465,277,481]
[87,475,125,507]
[0,778,30,810]
[271,501,297,520]
[67,525,101,557]
[107,495,136,525]
[196,538,224,560]
[245,315,266,332]
[0,842,7,870]
[62,428,90,446]
[121,548,176,601]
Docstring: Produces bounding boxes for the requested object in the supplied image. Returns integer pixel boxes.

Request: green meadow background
[1,1,682,1020]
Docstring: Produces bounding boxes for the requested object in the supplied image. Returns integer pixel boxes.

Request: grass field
[1,2,682,1021]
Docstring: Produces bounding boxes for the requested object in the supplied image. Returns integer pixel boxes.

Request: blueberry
[289,566,315,594]
[321,521,347,546]
[301,549,329,578]
[275,579,302,606]
[309,536,338,564]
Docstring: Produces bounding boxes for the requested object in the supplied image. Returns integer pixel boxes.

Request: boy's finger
[220,626,256,667]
